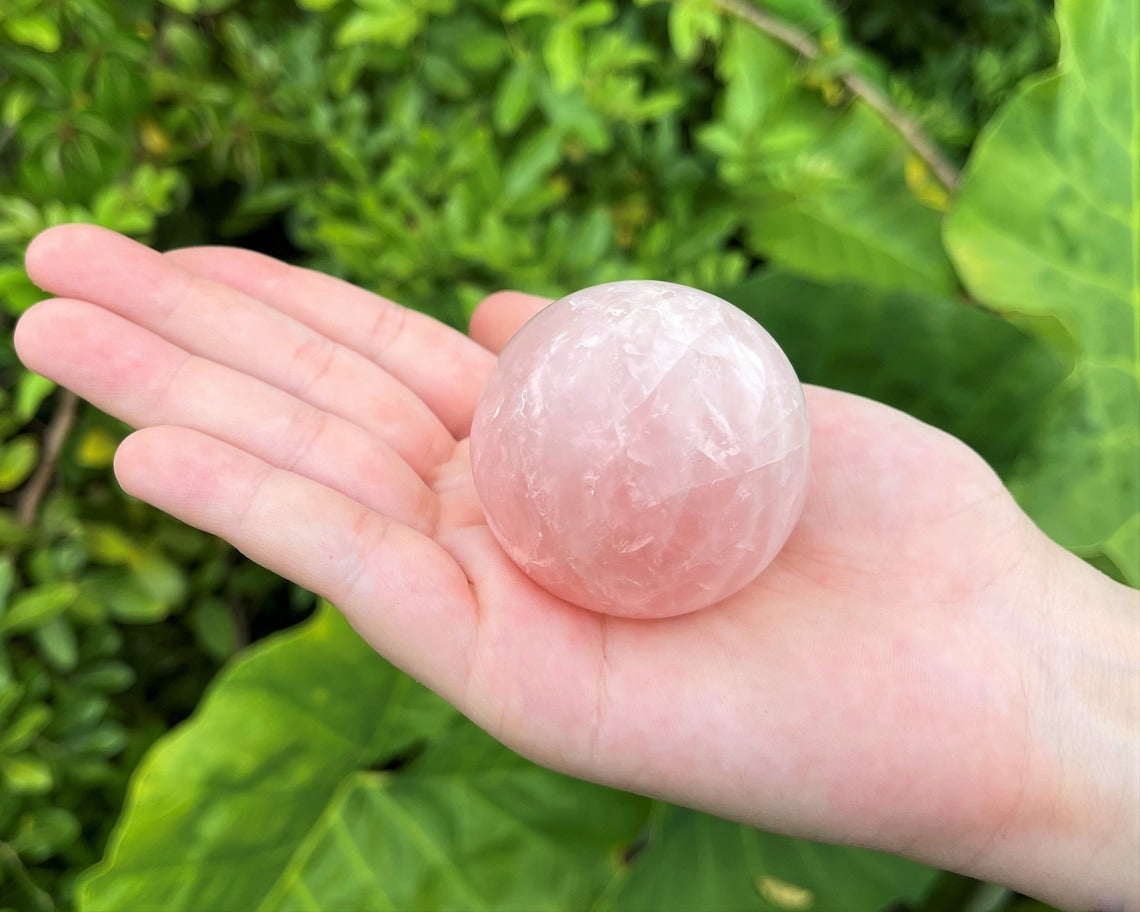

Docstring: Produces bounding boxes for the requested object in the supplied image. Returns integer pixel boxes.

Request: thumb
[469,291,551,355]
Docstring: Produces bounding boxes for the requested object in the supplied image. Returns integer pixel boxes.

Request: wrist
[977,534,1140,910]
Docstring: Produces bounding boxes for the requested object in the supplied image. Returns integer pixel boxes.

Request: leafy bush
[1,0,1134,909]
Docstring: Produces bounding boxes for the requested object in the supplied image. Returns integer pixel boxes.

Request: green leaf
[702,22,957,295]
[667,0,721,63]
[259,726,647,910]
[0,703,52,754]
[604,806,937,912]
[0,753,53,795]
[503,0,558,22]
[544,22,584,92]
[0,555,15,612]
[943,0,1140,584]
[78,606,648,911]
[33,615,78,672]
[9,807,82,863]
[188,599,240,661]
[159,0,199,13]
[15,373,57,422]
[3,14,62,53]
[0,435,40,492]
[494,66,536,134]
[0,582,79,636]
[70,661,135,694]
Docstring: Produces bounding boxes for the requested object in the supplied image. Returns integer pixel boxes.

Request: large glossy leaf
[601,806,936,912]
[701,21,957,296]
[943,0,1139,583]
[721,271,1067,479]
[261,725,648,911]
[77,606,649,911]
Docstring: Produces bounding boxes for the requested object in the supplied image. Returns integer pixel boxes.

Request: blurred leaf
[667,0,721,63]
[10,807,82,863]
[702,22,957,295]
[0,556,15,612]
[943,0,1139,584]
[3,14,62,53]
[61,722,129,758]
[85,525,140,565]
[0,435,40,492]
[81,571,168,624]
[544,22,584,91]
[75,425,120,469]
[14,374,57,423]
[0,703,51,754]
[133,551,186,605]
[78,605,648,911]
[0,582,79,637]
[33,615,78,672]
[494,65,536,134]
[0,753,53,795]
[70,661,135,694]
[604,806,937,911]
[503,0,559,21]
[188,599,240,661]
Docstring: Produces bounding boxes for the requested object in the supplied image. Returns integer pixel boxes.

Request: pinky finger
[114,426,478,697]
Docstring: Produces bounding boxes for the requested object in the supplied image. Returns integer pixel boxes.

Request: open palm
[16,225,1050,874]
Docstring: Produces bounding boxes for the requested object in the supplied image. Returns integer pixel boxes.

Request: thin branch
[17,390,79,526]
[707,0,961,191]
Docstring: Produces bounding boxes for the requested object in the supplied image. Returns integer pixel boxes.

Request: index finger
[165,245,496,438]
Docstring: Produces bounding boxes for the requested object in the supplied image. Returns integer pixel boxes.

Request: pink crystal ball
[470,280,810,619]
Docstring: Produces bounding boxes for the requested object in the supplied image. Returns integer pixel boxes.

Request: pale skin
[14,225,1140,911]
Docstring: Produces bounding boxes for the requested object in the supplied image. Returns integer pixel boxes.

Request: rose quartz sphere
[470,280,810,619]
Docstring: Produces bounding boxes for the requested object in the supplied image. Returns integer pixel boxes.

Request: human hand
[15,225,1138,911]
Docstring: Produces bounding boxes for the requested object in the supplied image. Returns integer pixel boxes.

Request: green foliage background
[0,0,1134,910]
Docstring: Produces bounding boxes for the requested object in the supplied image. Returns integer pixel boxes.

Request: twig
[17,390,79,526]
[707,0,961,191]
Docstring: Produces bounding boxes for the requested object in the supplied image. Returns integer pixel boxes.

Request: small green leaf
[70,661,135,694]
[0,703,52,753]
[544,23,583,91]
[61,722,128,758]
[10,807,81,862]
[189,599,240,661]
[159,0,199,13]
[494,66,536,134]
[0,582,79,636]
[33,615,78,672]
[2,86,35,127]
[503,0,558,22]
[4,14,62,53]
[0,435,40,492]
[0,753,53,794]
[569,0,615,28]
[0,555,15,612]
[85,525,140,565]
[15,373,57,422]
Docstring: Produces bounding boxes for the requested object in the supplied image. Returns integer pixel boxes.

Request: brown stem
[707,0,961,191]
[17,390,79,526]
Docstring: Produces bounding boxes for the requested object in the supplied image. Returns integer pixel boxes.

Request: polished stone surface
[470,280,810,618]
